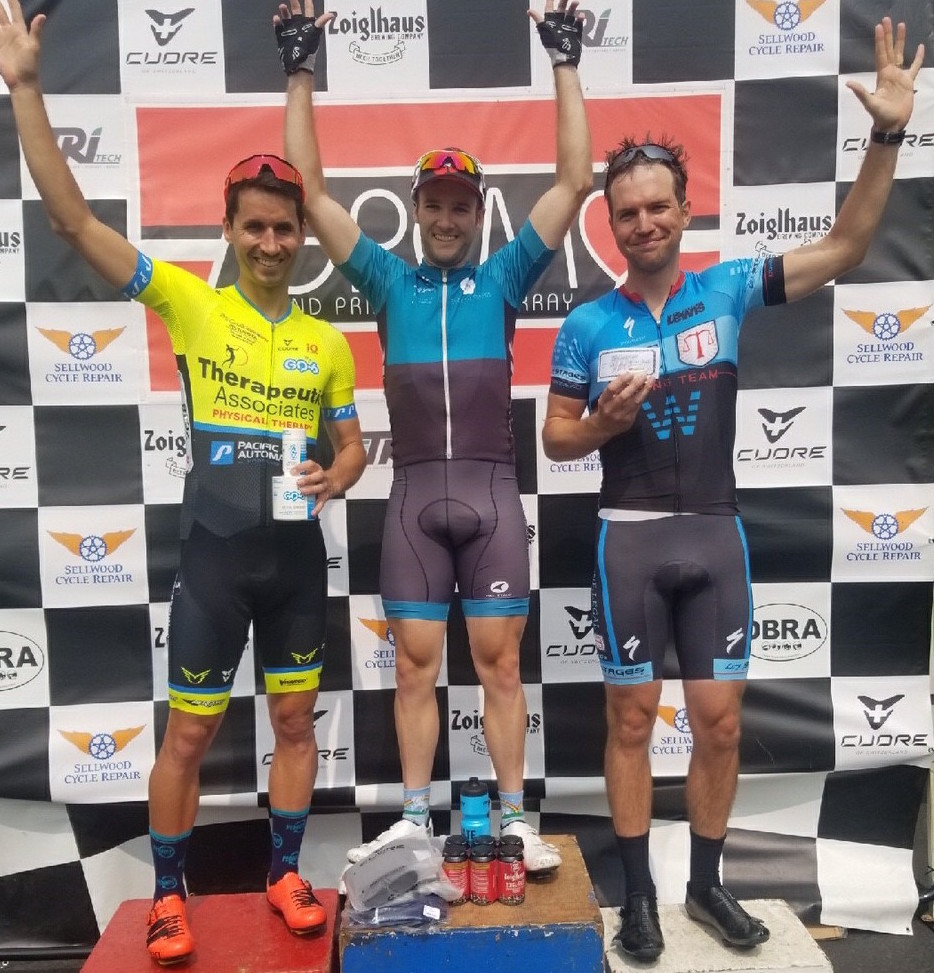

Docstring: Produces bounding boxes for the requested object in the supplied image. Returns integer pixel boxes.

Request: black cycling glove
[276,14,324,75]
[536,9,583,68]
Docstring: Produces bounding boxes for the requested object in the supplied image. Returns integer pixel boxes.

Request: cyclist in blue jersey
[0,0,366,962]
[543,16,923,962]
[273,0,592,871]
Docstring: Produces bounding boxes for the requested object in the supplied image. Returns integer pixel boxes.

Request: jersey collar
[618,270,685,304]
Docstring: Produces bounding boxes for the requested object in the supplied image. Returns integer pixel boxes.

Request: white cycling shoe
[346,817,434,864]
[500,819,561,872]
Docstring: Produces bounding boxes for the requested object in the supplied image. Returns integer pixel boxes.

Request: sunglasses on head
[609,144,677,170]
[415,149,483,176]
[223,154,305,203]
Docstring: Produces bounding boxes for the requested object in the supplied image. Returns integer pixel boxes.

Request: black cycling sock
[616,832,655,899]
[687,829,725,894]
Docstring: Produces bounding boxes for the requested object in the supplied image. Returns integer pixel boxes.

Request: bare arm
[526,1,593,249]
[277,2,360,266]
[0,1,138,288]
[295,416,366,517]
[542,372,654,461]
[782,17,924,302]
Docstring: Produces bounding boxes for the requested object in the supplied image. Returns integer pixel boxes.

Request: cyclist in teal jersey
[273,0,593,872]
[0,0,366,962]
[543,17,923,962]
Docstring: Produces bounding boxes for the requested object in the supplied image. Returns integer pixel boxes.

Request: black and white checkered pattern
[0,0,932,949]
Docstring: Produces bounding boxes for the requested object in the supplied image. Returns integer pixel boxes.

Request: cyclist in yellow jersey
[0,1,365,963]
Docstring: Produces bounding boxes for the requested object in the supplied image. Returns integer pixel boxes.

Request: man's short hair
[604,136,689,205]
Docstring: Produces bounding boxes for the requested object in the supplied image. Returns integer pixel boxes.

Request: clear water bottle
[459,776,490,845]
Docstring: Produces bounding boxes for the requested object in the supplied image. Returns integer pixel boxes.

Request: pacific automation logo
[841,693,930,752]
[841,506,926,565]
[48,527,136,587]
[59,725,145,784]
[842,305,929,367]
[654,704,692,757]
[38,325,125,386]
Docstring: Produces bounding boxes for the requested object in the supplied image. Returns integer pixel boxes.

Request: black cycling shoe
[614,893,665,961]
[684,885,770,948]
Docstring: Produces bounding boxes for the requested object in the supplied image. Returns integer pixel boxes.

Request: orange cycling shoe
[146,894,194,965]
[266,872,328,934]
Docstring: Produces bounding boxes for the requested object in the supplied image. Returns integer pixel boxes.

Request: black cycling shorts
[380,459,530,620]
[167,520,327,714]
[592,513,752,684]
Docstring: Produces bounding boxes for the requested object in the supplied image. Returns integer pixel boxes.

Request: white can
[281,428,307,473]
[271,475,315,521]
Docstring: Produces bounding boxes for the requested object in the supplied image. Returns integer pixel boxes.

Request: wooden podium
[340,834,604,973]
[80,888,339,973]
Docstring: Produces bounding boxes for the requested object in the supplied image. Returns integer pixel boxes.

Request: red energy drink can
[442,835,469,905]
[469,840,498,904]
[497,836,525,905]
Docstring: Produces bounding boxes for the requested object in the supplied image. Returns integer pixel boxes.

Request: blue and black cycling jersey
[550,255,786,515]
[340,221,554,467]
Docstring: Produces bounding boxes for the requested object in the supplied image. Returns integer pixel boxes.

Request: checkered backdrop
[0,0,933,952]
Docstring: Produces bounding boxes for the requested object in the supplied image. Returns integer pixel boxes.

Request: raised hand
[273,1,334,75]
[846,17,924,134]
[529,0,584,68]
[0,0,45,91]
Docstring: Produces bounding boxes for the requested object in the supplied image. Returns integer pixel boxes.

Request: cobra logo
[284,358,320,374]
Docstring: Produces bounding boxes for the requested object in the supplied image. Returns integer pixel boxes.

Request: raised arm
[276,1,360,266]
[782,17,924,302]
[525,0,593,249]
[0,0,138,288]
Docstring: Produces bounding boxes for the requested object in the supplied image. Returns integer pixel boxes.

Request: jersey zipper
[652,312,682,513]
[441,270,453,459]
[264,319,275,525]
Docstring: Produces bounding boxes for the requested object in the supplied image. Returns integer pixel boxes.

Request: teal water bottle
[460,777,490,845]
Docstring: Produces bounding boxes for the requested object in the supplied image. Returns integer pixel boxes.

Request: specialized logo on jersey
[725,629,745,655]
[757,406,805,443]
[843,508,925,541]
[746,0,827,30]
[642,390,701,440]
[676,321,718,367]
[858,694,904,730]
[623,635,640,662]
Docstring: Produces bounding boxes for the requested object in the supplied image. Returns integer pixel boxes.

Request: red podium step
[81,889,339,973]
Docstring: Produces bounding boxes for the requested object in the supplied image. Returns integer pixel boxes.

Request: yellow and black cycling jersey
[124,253,358,537]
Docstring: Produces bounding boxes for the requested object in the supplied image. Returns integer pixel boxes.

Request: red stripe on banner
[147,261,213,392]
[136,95,721,230]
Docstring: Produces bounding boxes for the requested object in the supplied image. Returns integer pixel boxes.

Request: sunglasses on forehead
[223,154,305,203]
[609,144,678,169]
[415,149,483,176]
